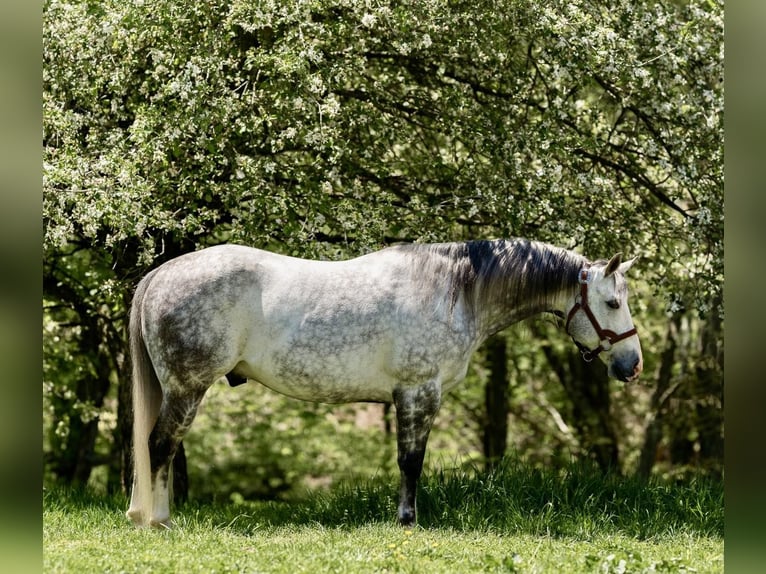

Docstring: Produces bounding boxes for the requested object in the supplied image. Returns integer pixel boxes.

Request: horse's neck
[473,252,582,340]
[476,287,574,339]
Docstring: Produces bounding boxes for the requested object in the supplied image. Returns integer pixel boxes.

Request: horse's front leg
[392,381,442,526]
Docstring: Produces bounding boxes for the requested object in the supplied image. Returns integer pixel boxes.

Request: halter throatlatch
[565,268,638,362]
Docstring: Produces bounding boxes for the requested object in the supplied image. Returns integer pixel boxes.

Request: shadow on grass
[46,458,723,540]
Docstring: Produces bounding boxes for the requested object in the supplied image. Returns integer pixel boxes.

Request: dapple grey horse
[126,239,642,527]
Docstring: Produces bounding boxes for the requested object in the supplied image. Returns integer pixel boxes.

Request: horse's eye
[606,299,620,310]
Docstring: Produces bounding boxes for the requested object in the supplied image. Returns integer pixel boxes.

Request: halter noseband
[565,268,638,362]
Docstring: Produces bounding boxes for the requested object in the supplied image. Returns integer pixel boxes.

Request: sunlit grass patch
[44,460,723,573]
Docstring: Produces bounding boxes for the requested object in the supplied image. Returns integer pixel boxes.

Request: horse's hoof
[126,508,145,527]
[149,517,173,530]
[397,508,416,526]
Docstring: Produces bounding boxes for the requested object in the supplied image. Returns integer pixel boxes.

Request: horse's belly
[236,346,395,404]
[240,370,395,404]
[255,376,392,404]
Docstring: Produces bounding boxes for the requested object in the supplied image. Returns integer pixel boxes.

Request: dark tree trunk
[694,298,724,475]
[48,313,114,487]
[667,297,724,477]
[117,353,135,495]
[383,402,393,437]
[537,326,620,472]
[637,315,681,479]
[482,335,509,471]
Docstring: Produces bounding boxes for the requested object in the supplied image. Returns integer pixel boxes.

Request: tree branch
[573,148,690,218]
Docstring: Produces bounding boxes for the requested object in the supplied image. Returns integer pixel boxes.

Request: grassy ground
[44,460,723,573]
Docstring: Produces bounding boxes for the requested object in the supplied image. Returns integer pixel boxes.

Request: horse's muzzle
[610,353,643,383]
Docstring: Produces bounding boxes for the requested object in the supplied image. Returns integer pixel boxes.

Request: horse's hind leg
[147,383,206,527]
[392,381,442,526]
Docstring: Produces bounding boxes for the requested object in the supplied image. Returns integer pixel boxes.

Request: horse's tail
[127,269,162,526]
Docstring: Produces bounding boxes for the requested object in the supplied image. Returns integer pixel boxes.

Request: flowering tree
[44,0,723,492]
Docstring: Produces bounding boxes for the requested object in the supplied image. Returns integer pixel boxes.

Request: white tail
[126,272,163,527]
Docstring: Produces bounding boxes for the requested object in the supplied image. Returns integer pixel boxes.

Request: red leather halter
[565,268,638,362]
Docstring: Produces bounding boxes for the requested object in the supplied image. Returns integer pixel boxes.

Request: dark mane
[396,239,585,320]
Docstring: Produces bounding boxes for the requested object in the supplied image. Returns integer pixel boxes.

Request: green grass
[44,460,723,573]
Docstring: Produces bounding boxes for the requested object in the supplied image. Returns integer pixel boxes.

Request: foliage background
[43,0,723,502]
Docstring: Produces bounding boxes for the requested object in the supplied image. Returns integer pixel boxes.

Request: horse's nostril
[614,355,643,382]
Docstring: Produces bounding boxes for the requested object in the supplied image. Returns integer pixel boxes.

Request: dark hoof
[398,508,416,526]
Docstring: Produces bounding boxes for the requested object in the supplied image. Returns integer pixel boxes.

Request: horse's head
[564,253,643,382]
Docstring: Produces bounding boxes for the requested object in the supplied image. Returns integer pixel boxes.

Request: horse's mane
[395,239,585,315]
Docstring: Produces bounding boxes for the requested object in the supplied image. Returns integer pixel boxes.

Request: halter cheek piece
[565,268,638,362]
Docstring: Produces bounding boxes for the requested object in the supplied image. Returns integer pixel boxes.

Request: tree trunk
[117,353,135,494]
[569,353,619,471]
[50,316,114,487]
[665,301,724,477]
[637,315,681,479]
[537,327,620,472]
[482,335,509,471]
[694,297,724,476]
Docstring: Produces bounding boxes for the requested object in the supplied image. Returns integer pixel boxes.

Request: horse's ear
[604,252,622,276]
[618,256,638,275]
